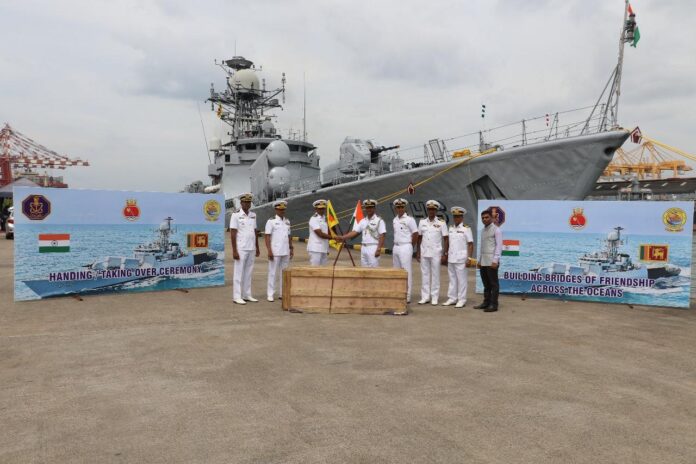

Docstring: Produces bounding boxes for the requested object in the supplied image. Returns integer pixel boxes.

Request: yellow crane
[603,134,694,179]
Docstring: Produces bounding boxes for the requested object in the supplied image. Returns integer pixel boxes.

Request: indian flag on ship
[502,239,519,256]
[38,234,70,253]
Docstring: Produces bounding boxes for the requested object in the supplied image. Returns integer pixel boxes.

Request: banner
[14,187,225,301]
[476,200,693,308]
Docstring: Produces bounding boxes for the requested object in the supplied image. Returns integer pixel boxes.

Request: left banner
[13,187,226,301]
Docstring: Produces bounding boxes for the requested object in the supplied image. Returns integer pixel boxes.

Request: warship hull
[251,130,630,246]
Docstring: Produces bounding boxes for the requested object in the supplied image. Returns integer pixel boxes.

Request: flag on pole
[38,233,70,253]
[347,200,364,231]
[326,200,342,250]
[631,26,641,47]
[628,3,640,47]
[502,239,520,256]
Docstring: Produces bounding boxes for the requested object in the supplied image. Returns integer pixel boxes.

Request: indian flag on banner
[502,239,519,256]
[38,234,70,253]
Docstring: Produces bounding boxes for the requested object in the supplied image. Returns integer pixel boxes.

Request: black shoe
[473,303,489,309]
[483,306,498,312]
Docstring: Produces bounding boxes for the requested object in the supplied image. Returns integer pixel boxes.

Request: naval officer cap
[425,200,440,209]
[393,198,408,207]
[451,206,467,216]
[362,199,377,207]
[239,193,253,202]
[312,199,327,209]
[273,200,288,210]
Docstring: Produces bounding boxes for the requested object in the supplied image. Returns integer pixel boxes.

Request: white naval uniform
[353,214,386,267]
[418,217,448,302]
[392,214,418,301]
[265,215,291,299]
[446,223,474,304]
[230,209,257,300]
[307,213,329,266]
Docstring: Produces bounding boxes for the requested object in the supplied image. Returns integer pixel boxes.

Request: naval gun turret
[321,137,403,187]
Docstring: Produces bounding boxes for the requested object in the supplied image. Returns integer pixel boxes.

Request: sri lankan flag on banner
[39,234,70,253]
[639,244,668,262]
[502,239,520,256]
[187,232,209,249]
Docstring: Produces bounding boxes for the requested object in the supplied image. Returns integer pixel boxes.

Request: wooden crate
[282,266,408,314]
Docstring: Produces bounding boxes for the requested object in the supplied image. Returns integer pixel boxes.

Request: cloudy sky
[1,0,694,191]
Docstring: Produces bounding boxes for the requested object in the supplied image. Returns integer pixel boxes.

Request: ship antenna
[197,102,212,163]
[303,72,307,142]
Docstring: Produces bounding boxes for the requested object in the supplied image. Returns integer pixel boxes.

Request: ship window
[289,145,300,152]
[260,143,269,149]
[245,143,256,150]
[301,146,308,153]
[680,182,687,186]
[643,183,651,187]
[661,182,668,187]
[611,185,617,189]
[595,185,602,190]
[472,175,506,200]
[225,154,230,162]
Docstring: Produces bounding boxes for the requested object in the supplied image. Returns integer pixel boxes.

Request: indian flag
[502,239,519,256]
[39,234,70,253]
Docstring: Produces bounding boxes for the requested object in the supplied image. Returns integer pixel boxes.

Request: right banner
[476,200,694,308]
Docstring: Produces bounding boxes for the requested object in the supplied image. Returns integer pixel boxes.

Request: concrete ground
[1,238,696,463]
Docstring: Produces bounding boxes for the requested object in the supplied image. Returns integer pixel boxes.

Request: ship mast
[584,1,638,133]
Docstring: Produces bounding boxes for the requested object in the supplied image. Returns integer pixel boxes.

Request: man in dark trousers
[475,208,502,312]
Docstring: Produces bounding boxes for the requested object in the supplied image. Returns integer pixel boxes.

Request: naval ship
[22,217,218,298]
[533,226,681,284]
[193,6,637,246]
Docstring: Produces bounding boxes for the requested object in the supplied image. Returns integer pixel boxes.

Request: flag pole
[331,222,356,267]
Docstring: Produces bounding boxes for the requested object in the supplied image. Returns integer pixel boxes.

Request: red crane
[0,123,89,187]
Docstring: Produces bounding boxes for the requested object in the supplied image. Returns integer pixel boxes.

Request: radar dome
[607,231,619,241]
[261,120,275,136]
[209,137,222,151]
[265,140,290,167]
[231,69,259,93]
[268,166,291,194]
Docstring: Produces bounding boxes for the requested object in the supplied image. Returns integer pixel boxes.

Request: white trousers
[361,244,380,268]
[267,255,290,299]
[233,250,255,300]
[420,256,441,301]
[392,244,413,300]
[308,251,328,266]
[447,262,468,303]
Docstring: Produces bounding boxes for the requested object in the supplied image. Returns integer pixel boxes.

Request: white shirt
[418,217,448,258]
[307,214,329,253]
[353,214,386,245]
[229,209,257,251]
[448,223,474,263]
[392,214,418,245]
[264,215,291,256]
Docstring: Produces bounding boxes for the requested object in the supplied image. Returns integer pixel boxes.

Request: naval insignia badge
[203,199,222,222]
[123,199,140,221]
[663,207,687,232]
[569,207,587,230]
[22,194,51,221]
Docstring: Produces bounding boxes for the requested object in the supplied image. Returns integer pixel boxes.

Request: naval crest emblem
[663,207,687,232]
[123,199,140,221]
[204,199,222,222]
[488,206,505,227]
[22,194,51,221]
[569,207,587,230]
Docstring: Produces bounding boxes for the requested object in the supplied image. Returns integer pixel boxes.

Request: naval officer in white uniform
[307,199,331,266]
[416,200,449,305]
[340,199,386,267]
[391,198,418,303]
[264,200,293,302]
[230,193,260,305]
[442,206,474,308]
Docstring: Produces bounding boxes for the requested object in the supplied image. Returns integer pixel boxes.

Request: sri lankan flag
[639,244,668,262]
[187,232,209,249]
[326,200,341,250]
[502,239,520,256]
[39,234,70,253]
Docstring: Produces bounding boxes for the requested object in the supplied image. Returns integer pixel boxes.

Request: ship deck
[1,239,696,463]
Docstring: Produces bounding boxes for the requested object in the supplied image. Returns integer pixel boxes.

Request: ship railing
[390,106,611,166]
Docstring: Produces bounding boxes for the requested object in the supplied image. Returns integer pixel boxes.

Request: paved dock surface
[2,240,696,463]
